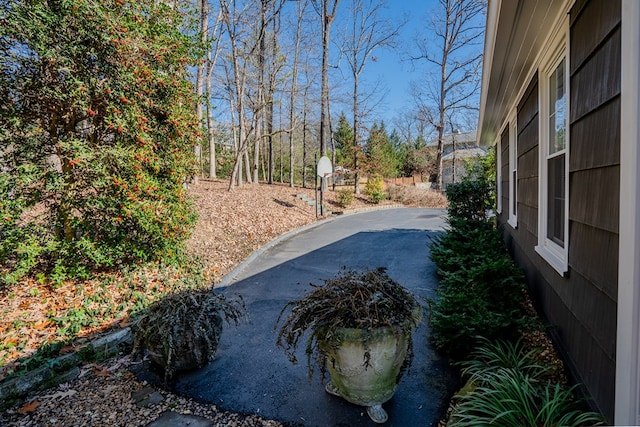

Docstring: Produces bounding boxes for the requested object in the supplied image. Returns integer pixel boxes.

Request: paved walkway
[145,208,458,427]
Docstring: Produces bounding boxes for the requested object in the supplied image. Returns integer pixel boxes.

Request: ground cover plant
[449,338,604,427]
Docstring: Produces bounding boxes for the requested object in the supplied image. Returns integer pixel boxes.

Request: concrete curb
[214,204,406,288]
[0,328,132,410]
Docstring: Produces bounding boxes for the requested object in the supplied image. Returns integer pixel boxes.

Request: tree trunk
[302,108,308,188]
[353,76,360,194]
[194,0,209,183]
[206,9,224,180]
[320,0,340,156]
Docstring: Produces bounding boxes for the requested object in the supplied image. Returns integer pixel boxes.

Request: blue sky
[331,0,435,127]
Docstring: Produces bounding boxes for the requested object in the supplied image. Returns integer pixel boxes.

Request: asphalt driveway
[159,208,458,426]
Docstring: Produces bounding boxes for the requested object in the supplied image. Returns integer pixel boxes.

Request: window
[536,24,569,275]
[508,110,518,228]
[496,136,502,214]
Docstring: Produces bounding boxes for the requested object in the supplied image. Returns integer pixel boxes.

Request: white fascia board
[616,1,640,425]
[477,0,501,146]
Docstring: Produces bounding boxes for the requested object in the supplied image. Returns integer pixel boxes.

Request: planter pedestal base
[325,381,389,424]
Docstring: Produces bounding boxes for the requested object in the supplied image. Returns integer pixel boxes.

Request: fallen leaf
[3,337,18,347]
[17,400,40,414]
[94,367,111,377]
[32,321,51,330]
[106,355,131,372]
[41,389,77,400]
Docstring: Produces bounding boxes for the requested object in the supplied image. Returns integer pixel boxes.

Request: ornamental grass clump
[276,267,422,381]
[132,289,245,383]
[449,338,604,427]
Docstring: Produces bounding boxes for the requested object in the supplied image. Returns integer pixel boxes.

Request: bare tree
[206,7,225,179]
[392,110,431,147]
[340,0,400,194]
[285,0,308,187]
[411,0,486,190]
[311,0,340,156]
[194,0,210,183]
[218,0,284,190]
[219,0,258,189]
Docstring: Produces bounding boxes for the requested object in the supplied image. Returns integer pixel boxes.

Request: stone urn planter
[276,268,422,423]
[132,289,245,383]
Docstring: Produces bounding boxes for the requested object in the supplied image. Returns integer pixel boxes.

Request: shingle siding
[495,0,620,421]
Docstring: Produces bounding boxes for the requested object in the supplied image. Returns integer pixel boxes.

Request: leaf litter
[1,179,424,426]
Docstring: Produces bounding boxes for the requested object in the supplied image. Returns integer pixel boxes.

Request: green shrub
[428,177,531,358]
[0,0,201,285]
[446,180,493,222]
[428,253,529,358]
[336,188,355,208]
[429,219,505,274]
[364,174,387,204]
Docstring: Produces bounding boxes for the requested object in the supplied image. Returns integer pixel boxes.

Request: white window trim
[535,17,570,276]
[507,109,518,228]
[496,135,502,214]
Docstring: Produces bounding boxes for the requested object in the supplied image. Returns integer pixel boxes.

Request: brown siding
[495,0,620,421]
[516,76,539,238]
[563,0,619,419]
[570,25,621,121]
[570,97,620,170]
[570,0,621,70]
[570,166,620,234]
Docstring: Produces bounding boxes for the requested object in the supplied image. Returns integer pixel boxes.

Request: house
[477,0,639,424]
[441,146,487,188]
[429,130,486,188]
[429,129,478,156]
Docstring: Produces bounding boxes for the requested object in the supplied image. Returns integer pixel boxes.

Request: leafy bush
[445,180,493,222]
[428,228,530,358]
[364,174,387,204]
[428,174,531,358]
[449,339,604,427]
[428,290,526,358]
[336,188,355,208]
[0,0,202,285]
[429,219,505,274]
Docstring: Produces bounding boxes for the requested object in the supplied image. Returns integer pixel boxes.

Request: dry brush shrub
[386,184,448,207]
[276,267,422,381]
[132,289,245,382]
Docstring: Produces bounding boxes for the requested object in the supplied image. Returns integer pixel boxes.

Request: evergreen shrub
[336,188,355,208]
[0,0,202,285]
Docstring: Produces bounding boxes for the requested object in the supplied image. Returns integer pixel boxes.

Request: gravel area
[0,355,286,426]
